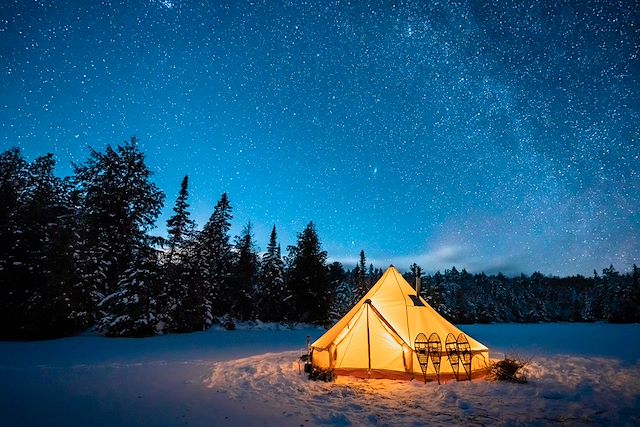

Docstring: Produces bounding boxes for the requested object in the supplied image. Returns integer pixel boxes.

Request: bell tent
[310,265,490,381]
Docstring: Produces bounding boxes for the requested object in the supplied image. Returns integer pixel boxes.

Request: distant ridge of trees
[0,142,638,339]
[399,264,640,325]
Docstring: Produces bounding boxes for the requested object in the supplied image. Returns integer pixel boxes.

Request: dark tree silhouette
[73,137,165,335]
[285,222,330,324]
[194,192,233,325]
[166,175,196,262]
[256,225,287,322]
[230,222,260,322]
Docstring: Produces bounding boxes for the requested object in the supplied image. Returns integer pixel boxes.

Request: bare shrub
[488,356,528,383]
[308,367,336,382]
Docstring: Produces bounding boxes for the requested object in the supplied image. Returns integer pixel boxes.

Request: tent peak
[386,264,402,274]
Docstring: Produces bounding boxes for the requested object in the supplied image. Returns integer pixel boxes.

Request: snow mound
[207,351,640,426]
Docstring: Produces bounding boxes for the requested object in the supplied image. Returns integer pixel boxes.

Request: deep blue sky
[1,0,638,276]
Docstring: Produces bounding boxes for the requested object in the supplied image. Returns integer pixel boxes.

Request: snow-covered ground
[1,323,639,426]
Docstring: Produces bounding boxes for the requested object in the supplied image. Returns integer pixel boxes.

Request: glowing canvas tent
[310,266,490,380]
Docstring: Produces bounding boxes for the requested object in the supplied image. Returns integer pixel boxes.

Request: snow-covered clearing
[1,323,639,426]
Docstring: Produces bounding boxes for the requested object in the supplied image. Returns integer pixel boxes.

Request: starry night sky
[1,0,638,276]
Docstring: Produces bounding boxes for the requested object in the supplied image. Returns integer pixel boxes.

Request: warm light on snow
[208,351,640,426]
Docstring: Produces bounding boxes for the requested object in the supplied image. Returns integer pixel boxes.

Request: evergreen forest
[1,140,638,339]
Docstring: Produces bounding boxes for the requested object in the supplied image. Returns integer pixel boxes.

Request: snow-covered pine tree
[332,278,354,319]
[21,154,80,337]
[630,264,640,322]
[590,269,606,320]
[327,261,347,321]
[285,221,331,324]
[230,222,260,322]
[601,265,634,322]
[408,262,422,293]
[441,267,462,321]
[580,290,596,322]
[256,225,287,322]
[194,192,233,325]
[162,175,198,331]
[353,250,369,301]
[473,273,494,323]
[0,150,81,338]
[97,246,163,337]
[0,148,28,257]
[528,271,550,322]
[167,237,207,332]
[73,137,165,333]
[422,271,446,315]
[73,145,121,308]
[70,242,111,327]
[457,268,477,323]
[492,272,512,322]
[368,264,380,283]
[0,148,29,338]
[509,274,529,322]
[613,266,639,322]
[166,175,195,263]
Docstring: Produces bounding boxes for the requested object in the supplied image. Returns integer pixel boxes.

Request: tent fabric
[310,266,490,380]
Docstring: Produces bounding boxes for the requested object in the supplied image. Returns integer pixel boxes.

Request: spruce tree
[0,150,80,338]
[332,279,354,318]
[256,225,287,322]
[166,175,195,262]
[21,154,79,337]
[73,137,165,334]
[529,271,550,322]
[285,221,330,324]
[166,241,202,332]
[163,175,200,332]
[353,250,368,301]
[630,264,640,321]
[230,222,260,322]
[424,270,446,315]
[97,246,163,337]
[0,148,28,257]
[195,192,233,325]
[409,263,423,293]
[601,265,627,322]
[0,148,28,338]
[327,261,347,320]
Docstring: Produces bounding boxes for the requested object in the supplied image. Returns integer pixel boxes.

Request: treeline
[332,256,640,324]
[0,139,638,339]
[0,139,336,339]
[398,264,640,324]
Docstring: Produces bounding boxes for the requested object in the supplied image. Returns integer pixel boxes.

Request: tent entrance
[363,300,411,375]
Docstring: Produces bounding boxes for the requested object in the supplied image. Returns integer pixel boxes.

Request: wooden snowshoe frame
[456,333,472,381]
[414,333,429,383]
[445,333,460,381]
[427,332,442,385]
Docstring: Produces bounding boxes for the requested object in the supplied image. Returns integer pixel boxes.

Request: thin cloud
[331,244,526,276]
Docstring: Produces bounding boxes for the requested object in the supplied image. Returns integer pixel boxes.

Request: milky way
[1,0,638,275]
